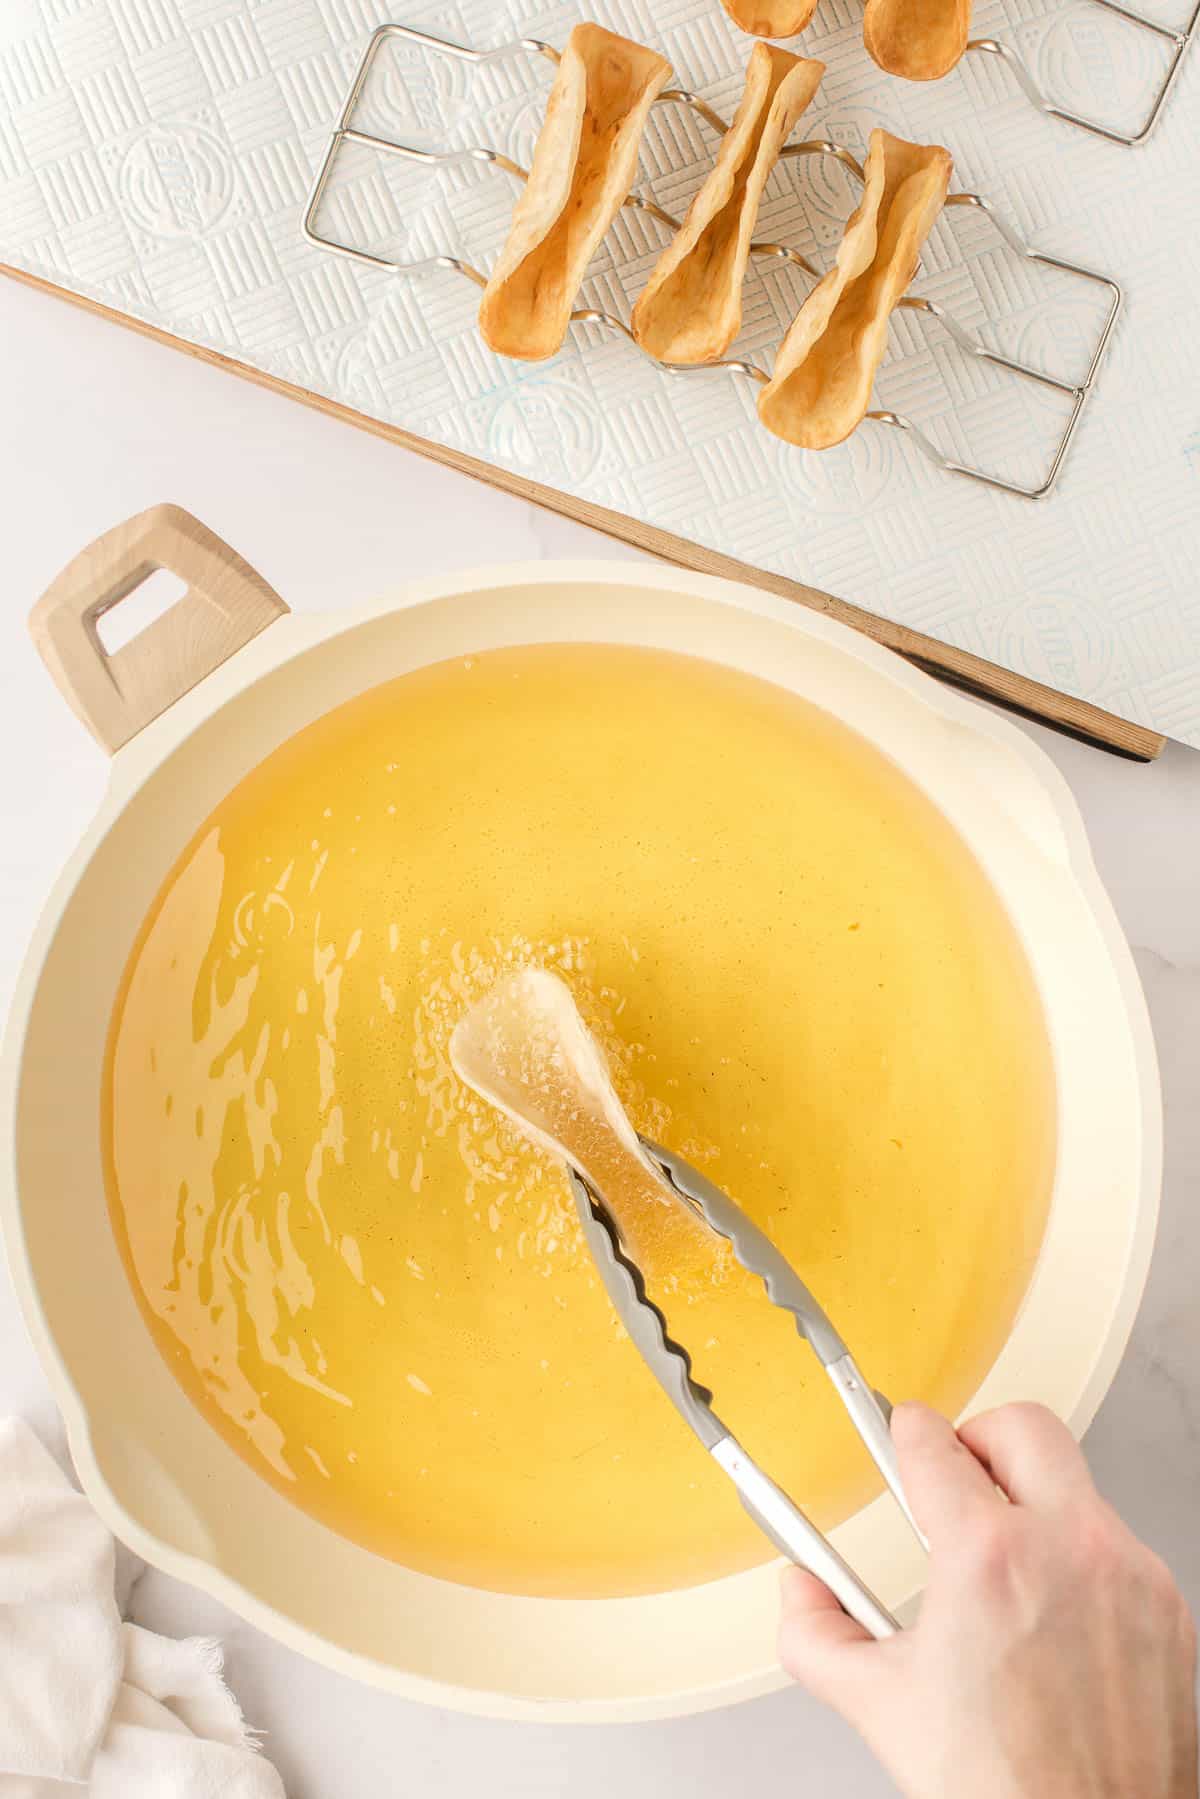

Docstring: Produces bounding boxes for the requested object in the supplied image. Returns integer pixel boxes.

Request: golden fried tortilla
[631,46,824,364]
[758,129,952,451]
[478,25,671,361]
[720,0,821,38]
[863,0,972,81]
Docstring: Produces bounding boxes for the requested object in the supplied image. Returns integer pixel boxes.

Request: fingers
[778,1567,879,1713]
[957,1403,1095,1513]
[890,1400,1002,1547]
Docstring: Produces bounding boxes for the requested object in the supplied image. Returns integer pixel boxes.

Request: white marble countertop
[1,276,1197,1798]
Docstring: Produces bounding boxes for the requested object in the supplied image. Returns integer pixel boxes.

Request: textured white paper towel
[1,0,1197,742]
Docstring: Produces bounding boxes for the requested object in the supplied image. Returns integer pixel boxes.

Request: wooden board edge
[2,259,1165,762]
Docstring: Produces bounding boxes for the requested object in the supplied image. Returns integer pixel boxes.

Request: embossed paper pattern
[0,0,1197,742]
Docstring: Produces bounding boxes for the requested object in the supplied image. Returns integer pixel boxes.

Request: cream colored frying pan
[1,505,1160,1720]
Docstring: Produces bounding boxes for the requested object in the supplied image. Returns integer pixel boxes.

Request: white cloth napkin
[0,1418,285,1797]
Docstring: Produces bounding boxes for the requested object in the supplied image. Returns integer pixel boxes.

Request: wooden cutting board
[4,261,1163,761]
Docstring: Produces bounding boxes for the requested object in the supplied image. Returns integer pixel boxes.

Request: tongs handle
[712,1437,899,1640]
[826,1357,928,1551]
[641,1139,928,1553]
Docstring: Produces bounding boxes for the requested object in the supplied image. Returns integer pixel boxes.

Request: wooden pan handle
[28,504,289,754]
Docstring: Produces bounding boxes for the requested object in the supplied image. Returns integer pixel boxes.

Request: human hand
[780,1401,1198,1799]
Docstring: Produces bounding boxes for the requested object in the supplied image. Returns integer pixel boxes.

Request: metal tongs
[448,967,924,1635]
[567,1139,927,1638]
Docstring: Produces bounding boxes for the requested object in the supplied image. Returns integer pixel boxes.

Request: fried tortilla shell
[478,24,671,361]
[864,0,972,81]
[720,0,821,40]
[757,129,952,451]
[631,46,824,364]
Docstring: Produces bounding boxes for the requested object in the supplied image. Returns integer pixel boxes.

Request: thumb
[778,1566,882,1717]
[890,1400,1001,1547]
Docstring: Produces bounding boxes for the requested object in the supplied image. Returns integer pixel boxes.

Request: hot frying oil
[104,644,1054,1596]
